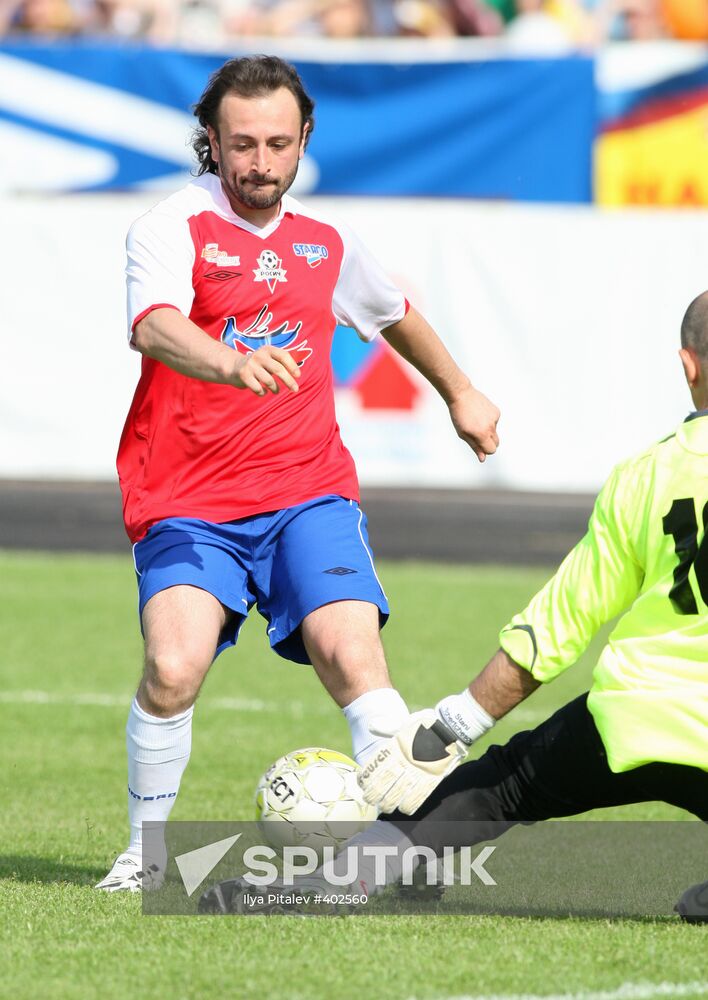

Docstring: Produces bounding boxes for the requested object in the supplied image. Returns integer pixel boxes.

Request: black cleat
[675,880,708,923]
[199,878,249,914]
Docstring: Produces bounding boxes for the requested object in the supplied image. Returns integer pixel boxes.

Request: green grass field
[1,551,705,1000]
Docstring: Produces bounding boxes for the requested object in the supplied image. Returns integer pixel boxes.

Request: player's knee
[142,649,204,712]
[330,631,383,671]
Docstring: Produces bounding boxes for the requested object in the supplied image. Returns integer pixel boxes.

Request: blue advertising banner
[0,43,594,201]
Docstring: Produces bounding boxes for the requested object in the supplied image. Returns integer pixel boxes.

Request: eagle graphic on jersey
[220,304,312,366]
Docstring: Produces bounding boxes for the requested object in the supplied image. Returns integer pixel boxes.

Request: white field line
[0,689,319,714]
[0,689,543,722]
[412,982,708,1000]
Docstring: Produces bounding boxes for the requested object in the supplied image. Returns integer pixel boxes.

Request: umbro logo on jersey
[292,243,329,268]
[253,249,287,293]
[324,566,357,575]
[201,243,241,267]
[205,270,241,282]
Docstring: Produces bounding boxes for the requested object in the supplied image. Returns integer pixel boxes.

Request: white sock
[125,698,193,868]
[328,820,416,895]
[343,688,409,765]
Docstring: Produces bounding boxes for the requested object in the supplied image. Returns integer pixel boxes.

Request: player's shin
[125,697,193,870]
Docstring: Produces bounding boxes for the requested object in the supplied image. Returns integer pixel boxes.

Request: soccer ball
[258,249,280,270]
[255,747,376,855]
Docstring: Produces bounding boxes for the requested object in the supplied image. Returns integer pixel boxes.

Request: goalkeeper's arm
[359,461,644,815]
[452,647,540,727]
[358,650,539,816]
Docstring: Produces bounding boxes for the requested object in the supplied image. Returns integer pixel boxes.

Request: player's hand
[230,346,301,396]
[448,385,500,463]
[357,710,469,815]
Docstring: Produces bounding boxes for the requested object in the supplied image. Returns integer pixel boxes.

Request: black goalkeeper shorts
[394,693,708,853]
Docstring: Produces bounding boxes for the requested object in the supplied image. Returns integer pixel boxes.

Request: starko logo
[292,243,329,267]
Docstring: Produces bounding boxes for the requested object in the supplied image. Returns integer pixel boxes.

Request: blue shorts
[132,495,389,664]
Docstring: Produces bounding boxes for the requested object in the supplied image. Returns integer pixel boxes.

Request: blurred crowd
[1,0,706,44]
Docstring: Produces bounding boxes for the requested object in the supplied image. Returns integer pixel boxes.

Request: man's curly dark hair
[192,55,315,176]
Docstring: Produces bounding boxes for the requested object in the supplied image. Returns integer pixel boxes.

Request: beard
[219,158,300,212]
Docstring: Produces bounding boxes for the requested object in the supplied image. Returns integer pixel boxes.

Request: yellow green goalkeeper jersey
[500,411,708,774]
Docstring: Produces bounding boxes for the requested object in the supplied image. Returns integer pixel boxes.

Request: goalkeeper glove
[358,690,494,816]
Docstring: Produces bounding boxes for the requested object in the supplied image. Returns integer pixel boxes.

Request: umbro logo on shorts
[324,566,357,575]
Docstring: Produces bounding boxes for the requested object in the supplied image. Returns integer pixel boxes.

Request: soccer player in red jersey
[97,56,500,891]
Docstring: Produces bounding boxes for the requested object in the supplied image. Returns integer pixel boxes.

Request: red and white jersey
[118,173,407,543]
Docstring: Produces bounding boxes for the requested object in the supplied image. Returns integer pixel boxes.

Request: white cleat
[95,852,164,892]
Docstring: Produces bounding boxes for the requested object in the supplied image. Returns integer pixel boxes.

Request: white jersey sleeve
[332,223,407,342]
[126,208,196,339]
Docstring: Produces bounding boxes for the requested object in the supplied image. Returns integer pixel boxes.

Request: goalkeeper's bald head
[680,292,708,409]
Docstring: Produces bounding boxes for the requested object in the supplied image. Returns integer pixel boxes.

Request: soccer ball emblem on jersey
[258,249,280,270]
[254,249,287,293]
[255,747,376,855]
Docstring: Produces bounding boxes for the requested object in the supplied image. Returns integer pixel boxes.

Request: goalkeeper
[199,294,707,919]
[360,291,708,839]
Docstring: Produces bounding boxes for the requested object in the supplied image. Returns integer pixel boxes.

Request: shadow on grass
[0,856,107,886]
